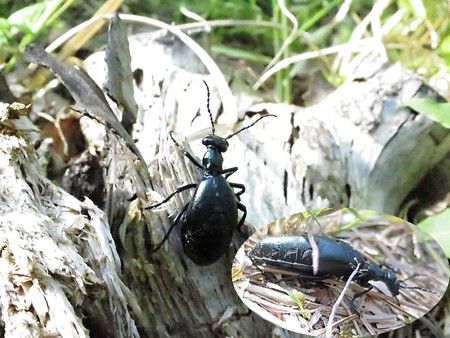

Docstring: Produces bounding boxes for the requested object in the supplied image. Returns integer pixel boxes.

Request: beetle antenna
[400,272,421,282]
[202,80,215,135]
[226,114,277,140]
[400,283,438,295]
[399,273,439,295]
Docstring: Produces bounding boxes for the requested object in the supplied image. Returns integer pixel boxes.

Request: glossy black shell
[249,234,366,277]
[180,176,237,265]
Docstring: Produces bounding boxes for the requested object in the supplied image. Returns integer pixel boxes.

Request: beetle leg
[169,131,203,169]
[236,201,247,230]
[230,182,245,200]
[222,166,238,179]
[248,256,274,280]
[146,183,197,209]
[273,274,325,285]
[249,263,325,284]
[349,284,373,314]
[153,202,190,252]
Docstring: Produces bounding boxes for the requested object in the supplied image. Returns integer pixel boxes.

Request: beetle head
[202,135,229,152]
[365,264,400,297]
[381,270,400,297]
[202,136,227,173]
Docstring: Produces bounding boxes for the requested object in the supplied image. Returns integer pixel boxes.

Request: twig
[326,263,361,337]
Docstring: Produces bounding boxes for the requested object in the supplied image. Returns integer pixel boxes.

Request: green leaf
[406,97,450,128]
[211,45,272,64]
[0,18,12,41]
[8,0,65,35]
[286,290,311,319]
[418,208,450,258]
[8,2,48,33]
[439,35,450,55]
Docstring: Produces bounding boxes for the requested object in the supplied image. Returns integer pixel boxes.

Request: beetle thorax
[202,135,228,175]
[202,147,223,175]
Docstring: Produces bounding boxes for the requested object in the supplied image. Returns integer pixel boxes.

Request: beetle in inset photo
[232,209,449,337]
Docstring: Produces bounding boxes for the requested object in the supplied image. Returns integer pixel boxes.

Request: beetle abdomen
[249,234,365,277]
[181,176,238,265]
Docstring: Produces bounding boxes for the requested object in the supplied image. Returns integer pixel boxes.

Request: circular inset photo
[232,209,449,337]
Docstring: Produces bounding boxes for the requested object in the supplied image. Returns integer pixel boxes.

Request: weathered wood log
[0,103,139,337]
[290,61,449,215]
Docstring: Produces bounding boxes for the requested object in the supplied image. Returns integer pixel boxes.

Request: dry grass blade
[58,0,125,60]
[45,13,235,118]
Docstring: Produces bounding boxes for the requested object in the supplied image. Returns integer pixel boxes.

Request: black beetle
[148,81,274,265]
[248,234,431,313]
